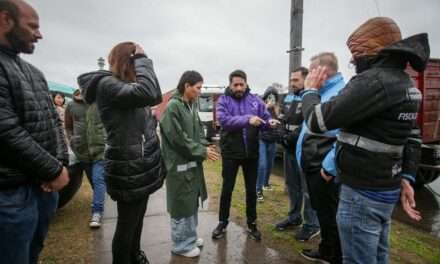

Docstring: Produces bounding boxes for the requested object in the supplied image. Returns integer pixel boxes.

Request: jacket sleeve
[160,104,207,161]
[302,75,389,133]
[322,144,337,177]
[0,73,63,182]
[400,126,421,183]
[64,102,73,141]
[106,55,162,109]
[216,96,252,131]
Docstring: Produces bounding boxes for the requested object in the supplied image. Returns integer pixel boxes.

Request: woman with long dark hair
[160,71,219,258]
[77,42,164,264]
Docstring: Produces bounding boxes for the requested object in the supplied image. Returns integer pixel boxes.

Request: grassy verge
[40,179,93,264]
[204,160,440,264]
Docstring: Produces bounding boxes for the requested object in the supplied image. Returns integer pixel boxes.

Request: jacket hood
[262,86,279,102]
[379,33,430,72]
[77,70,112,104]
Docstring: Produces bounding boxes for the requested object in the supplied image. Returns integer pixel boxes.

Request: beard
[232,90,245,99]
[5,25,35,54]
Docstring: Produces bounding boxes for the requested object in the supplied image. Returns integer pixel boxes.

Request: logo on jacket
[392,163,402,178]
[397,113,417,121]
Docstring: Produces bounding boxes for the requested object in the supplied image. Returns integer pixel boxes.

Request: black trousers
[305,171,342,264]
[112,196,149,264]
[219,158,258,225]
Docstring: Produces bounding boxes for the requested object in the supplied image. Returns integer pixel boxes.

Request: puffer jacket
[302,33,430,190]
[259,87,282,143]
[77,55,165,202]
[0,45,68,189]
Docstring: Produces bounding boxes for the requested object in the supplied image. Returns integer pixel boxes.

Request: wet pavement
[393,179,440,238]
[93,188,304,264]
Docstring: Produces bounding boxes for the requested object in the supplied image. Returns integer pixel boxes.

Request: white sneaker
[177,247,200,258]
[196,238,204,247]
[89,213,102,228]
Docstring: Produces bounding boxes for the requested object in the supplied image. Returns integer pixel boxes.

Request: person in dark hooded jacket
[301,17,429,264]
[256,86,281,201]
[77,42,164,264]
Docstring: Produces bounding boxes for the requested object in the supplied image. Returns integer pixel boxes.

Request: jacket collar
[0,44,18,58]
[320,73,343,95]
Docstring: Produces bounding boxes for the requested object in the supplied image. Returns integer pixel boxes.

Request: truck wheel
[58,163,84,209]
[414,166,440,189]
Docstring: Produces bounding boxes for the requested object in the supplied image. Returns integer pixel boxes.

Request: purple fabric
[216,91,271,131]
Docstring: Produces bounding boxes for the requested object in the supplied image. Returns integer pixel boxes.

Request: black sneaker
[247,223,262,241]
[300,249,330,264]
[212,222,227,239]
[257,191,264,202]
[133,250,149,264]
[295,228,320,242]
[275,218,302,231]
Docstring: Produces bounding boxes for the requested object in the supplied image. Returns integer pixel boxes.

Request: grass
[40,179,93,264]
[204,159,440,264]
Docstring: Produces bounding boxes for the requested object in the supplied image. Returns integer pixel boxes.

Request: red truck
[407,58,440,187]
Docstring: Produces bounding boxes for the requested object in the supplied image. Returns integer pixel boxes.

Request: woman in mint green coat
[160,71,219,258]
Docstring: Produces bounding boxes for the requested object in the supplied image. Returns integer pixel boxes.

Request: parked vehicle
[407,58,440,187]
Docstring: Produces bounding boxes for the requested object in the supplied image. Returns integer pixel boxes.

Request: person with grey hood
[77,42,164,264]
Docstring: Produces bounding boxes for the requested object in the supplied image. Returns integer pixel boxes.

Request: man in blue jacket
[212,70,277,241]
[297,53,345,264]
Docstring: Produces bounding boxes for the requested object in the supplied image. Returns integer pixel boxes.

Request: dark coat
[160,92,209,219]
[0,45,68,189]
[302,33,429,190]
[77,55,165,202]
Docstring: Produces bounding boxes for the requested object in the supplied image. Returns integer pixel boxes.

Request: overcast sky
[25,0,439,94]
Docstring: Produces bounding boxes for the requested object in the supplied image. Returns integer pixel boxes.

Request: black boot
[133,250,149,264]
[247,223,262,241]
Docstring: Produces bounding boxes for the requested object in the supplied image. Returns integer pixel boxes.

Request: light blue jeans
[171,214,198,254]
[91,160,106,214]
[257,140,277,192]
[337,184,395,264]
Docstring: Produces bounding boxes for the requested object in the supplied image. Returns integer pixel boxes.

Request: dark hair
[0,0,19,23]
[229,69,247,83]
[176,71,204,94]
[108,42,137,82]
[292,67,309,79]
[52,92,65,106]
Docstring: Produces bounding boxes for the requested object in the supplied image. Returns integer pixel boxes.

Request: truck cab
[198,85,226,142]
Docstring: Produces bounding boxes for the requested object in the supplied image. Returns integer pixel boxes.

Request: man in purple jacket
[212,70,277,241]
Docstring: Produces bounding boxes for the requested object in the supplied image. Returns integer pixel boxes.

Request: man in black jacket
[275,67,320,242]
[0,1,69,263]
[302,17,429,264]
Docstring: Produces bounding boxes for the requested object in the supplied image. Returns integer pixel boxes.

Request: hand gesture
[305,66,328,89]
[249,116,266,127]
[134,44,145,55]
[41,166,70,192]
[268,119,281,128]
[206,145,220,161]
[320,169,333,182]
[400,179,422,221]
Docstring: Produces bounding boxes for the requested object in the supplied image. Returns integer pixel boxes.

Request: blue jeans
[337,185,395,264]
[257,140,276,192]
[91,160,106,214]
[0,185,58,264]
[171,214,198,254]
[284,151,319,230]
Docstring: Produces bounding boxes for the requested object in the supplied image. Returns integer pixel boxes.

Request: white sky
[25,0,440,94]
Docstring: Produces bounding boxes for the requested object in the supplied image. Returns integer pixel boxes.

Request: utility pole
[97,57,105,70]
[287,0,304,75]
